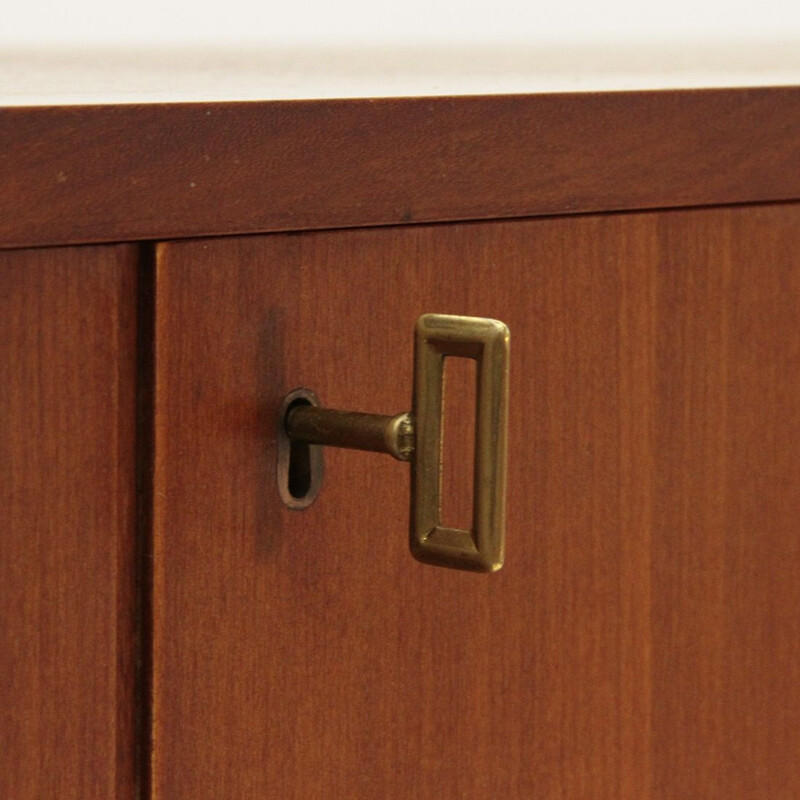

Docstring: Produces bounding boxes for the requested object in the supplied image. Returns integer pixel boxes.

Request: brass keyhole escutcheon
[276,389,324,510]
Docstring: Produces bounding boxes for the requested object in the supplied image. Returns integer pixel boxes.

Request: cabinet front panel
[153,206,800,798]
[0,247,139,798]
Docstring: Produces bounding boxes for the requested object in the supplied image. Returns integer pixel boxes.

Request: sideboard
[2,88,800,798]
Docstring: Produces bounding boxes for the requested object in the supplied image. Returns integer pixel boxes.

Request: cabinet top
[2,89,800,249]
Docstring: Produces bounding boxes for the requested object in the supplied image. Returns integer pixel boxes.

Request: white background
[3,0,800,47]
[3,0,800,103]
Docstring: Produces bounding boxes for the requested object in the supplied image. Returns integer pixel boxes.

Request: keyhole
[277,389,324,509]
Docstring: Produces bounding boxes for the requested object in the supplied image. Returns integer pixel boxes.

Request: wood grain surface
[3,88,800,249]
[0,247,139,798]
[152,204,800,798]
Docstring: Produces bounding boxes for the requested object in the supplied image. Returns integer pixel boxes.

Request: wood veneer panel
[650,209,800,796]
[3,88,800,248]
[0,247,139,798]
[152,204,800,798]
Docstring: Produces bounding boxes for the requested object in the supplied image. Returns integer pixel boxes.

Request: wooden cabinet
[2,89,800,798]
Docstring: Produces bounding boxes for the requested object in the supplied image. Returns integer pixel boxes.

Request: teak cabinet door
[152,205,800,799]
[0,247,139,798]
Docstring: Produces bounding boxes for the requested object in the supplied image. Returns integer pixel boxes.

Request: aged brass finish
[281,313,510,573]
[285,407,414,461]
[412,314,509,572]
[276,389,325,510]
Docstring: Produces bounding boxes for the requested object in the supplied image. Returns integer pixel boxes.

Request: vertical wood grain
[152,204,800,798]
[651,209,800,797]
[0,247,139,798]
